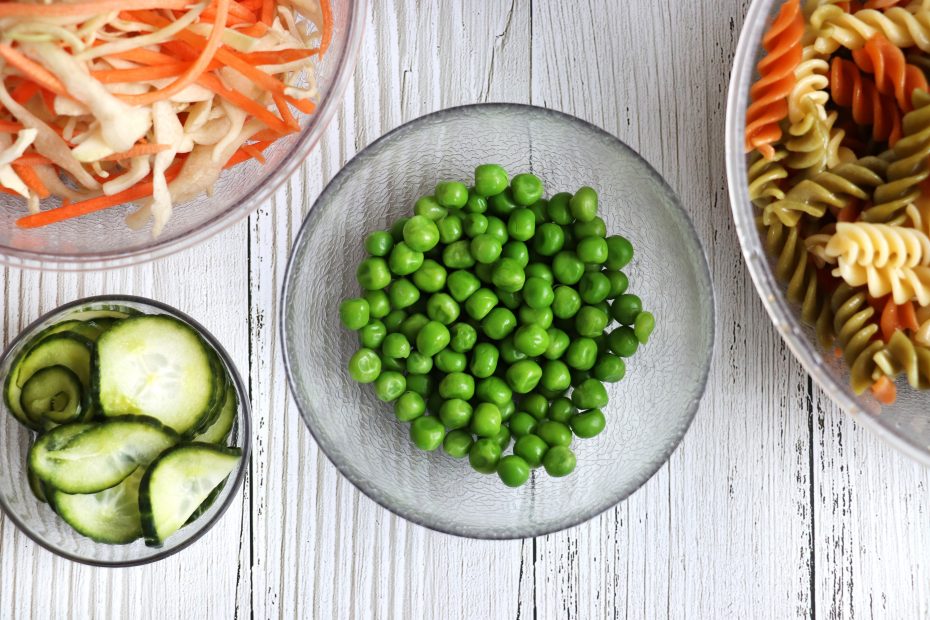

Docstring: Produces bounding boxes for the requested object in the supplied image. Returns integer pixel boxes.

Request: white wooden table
[2,1,929,618]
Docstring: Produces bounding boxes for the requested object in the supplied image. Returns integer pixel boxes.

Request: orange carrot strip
[241,143,266,164]
[0,45,68,98]
[196,73,292,134]
[111,48,179,66]
[241,48,320,64]
[14,154,53,166]
[260,0,274,25]
[225,140,273,168]
[92,63,192,84]
[320,0,333,56]
[900,300,919,332]
[286,96,316,114]
[10,80,39,105]
[101,144,170,161]
[0,187,21,196]
[871,375,897,405]
[39,88,56,114]
[273,92,299,130]
[880,297,898,342]
[0,0,190,18]
[0,121,24,132]
[12,164,49,199]
[238,22,269,37]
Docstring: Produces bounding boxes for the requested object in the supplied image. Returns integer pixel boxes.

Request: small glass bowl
[0,1,366,271]
[726,2,930,464]
[281,104,715,539]
[0,295,251,566]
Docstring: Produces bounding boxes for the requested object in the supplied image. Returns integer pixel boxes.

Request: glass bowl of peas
[281,104,714,538]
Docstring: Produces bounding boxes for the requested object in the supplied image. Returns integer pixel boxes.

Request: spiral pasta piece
[830,57,904,145]
[746,0,805,158]
[851,34,929,111]
[831,282,888,393]
[873,329,930,387]
[762,155,886,226]
[863,89,930,222]
[748,150,789,207]
[812,6,930,54]
[788,46,830,123]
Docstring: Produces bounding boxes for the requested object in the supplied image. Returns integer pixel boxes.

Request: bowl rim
[0,294,252,567]
[725,0,930,466]
[0,0,368,272]
[280,102,717,539]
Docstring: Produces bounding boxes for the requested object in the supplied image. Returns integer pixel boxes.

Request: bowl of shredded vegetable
[0,0,365,270]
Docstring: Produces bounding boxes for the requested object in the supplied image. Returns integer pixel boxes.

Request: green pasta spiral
[831,282,887,394]
[784,110,834,175]
[748,150,788,208]
[873,330,930,389]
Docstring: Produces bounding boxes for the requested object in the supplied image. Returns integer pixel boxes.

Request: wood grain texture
[3,1,930,618]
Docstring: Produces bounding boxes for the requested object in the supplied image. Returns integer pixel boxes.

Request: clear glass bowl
[0,2,366,271]
[727,2,930,464]
[281,104,715,539]
[0,296,251,566]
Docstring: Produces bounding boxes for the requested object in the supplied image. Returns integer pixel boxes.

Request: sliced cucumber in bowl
[20,365,86,425]
[50,469,145,545]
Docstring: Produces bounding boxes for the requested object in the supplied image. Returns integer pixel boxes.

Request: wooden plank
[0,226,250,620]
[247,0,530,617]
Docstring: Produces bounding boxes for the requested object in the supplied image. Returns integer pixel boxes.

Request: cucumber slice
[192,353,230,436]
[65,307,137,322]
[27,467,47,504]
[96,316,218,435]
[140,443,241,547]
[194,384,237,444]
[4,334,94,430]
[50,469,144,545]
[30,417,178,494]
[20,365,85,425]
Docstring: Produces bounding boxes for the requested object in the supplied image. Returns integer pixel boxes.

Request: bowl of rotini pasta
[728,0,930,463]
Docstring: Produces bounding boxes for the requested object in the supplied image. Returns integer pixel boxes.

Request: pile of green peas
[340,164,655,488]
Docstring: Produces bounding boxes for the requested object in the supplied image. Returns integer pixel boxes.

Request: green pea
[463,213,488,237]
[364,290,391,319]
[389,242,425,276]
[383,309,407,332]
[499,399,516,422]
[544,327,570,360]
[471,403,503,438]
[507,208,536,241]
[525,262,554,283]
[579,272,611,304]
[541,360,572,392]
[552,251,585,285]
[547,397,577,423]
[475,262,495,284]
[474,164,509,197]
[381,333,411,359]
[410,416,445,451]
[390,217,410,242]
[485,216,509,244]
[547,192,573,225]
[380,355,404,374]
[496,455,530,487]
[465,288,499,320]
[605,270,629,298]
[605,235,634,270]
[359,320,387,349]
[470,234,503,264]
[575,306,609,338]
[565,338,598,370]
[592,353,626,382]
[476,376,512,406]
[514,434,548,468]
[439,372,476,401]
[610,293,642,325]
[529,199,549,224]
[435,349,467,373]
[414,196,447,221]
[482,307,517,339]
[339,298,369,331]
[388,278,420,309]
[357,257,392,290]
[573,216,607,239]
[537,420,573,447]
[570,409,606,439]
[519,305,554,329]
[607,326,639,357]
[521,393,549,419]
[500,337,528,364]
[465,191,488,214]
[505,360,543,394]
[394,391,426,422]
[443,429,474,458]
[416,320,450,356]
[374,371,406,402]
[552,286,582,319]
[406,374,432,398]
[405,352,432,375]
[439,399,473,430]
[399,313,429,342]
[491,258,525,293]
[634,311,656,344]
[576,237,608,264]
[426,293,460,325]
[534,223,565,256]
[572,378,608,409]
[513,324,550,357]
[510,173,544,206]
[443,240,475,269]
[470,342,500,378]
[501,240,529,267]
[348,348,381,384]
[364,230,394,256]
[436,181,469,208]
[493,425,512,450]
[469,438,502,474]
[495,288,522,310]
[402,215,441,252]
[450,322,478,353]
[490,188,519,216]
[543,446,576,477]
[509,412,538,437]
[569,187,598,222]
[517,278,549,311]
[411,259,446,293]
[446,270,480,302]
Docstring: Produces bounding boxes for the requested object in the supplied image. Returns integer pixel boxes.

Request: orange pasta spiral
[860,0,908,9]
[830,56,904,145]
[746,0,805,159]
[851,34,928,111]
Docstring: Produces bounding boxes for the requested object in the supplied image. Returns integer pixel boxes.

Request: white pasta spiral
[788,46,829,124]
[811,6,930,54]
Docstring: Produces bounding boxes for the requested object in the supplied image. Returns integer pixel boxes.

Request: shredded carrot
[92,63,193,84]
[273,93,299,131]
[0,0,191,18]
[14,154,53,166]
[320,0,333,56]
[241,48,320,64]
[238,23,269,37]
[0,121,24,133]
[225,140,273,168]
[197,73,293,134]
[900,300,919,332]
[0,45,68,98]
[101,144,170,161]
[871,375,897,405]
[0,187,21,196]
[260,0,275,25]
[12,164,50,199]
[10,80,39,105]
[241,143,266,164]
[880,297,899,342]
[286,96,316,115]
